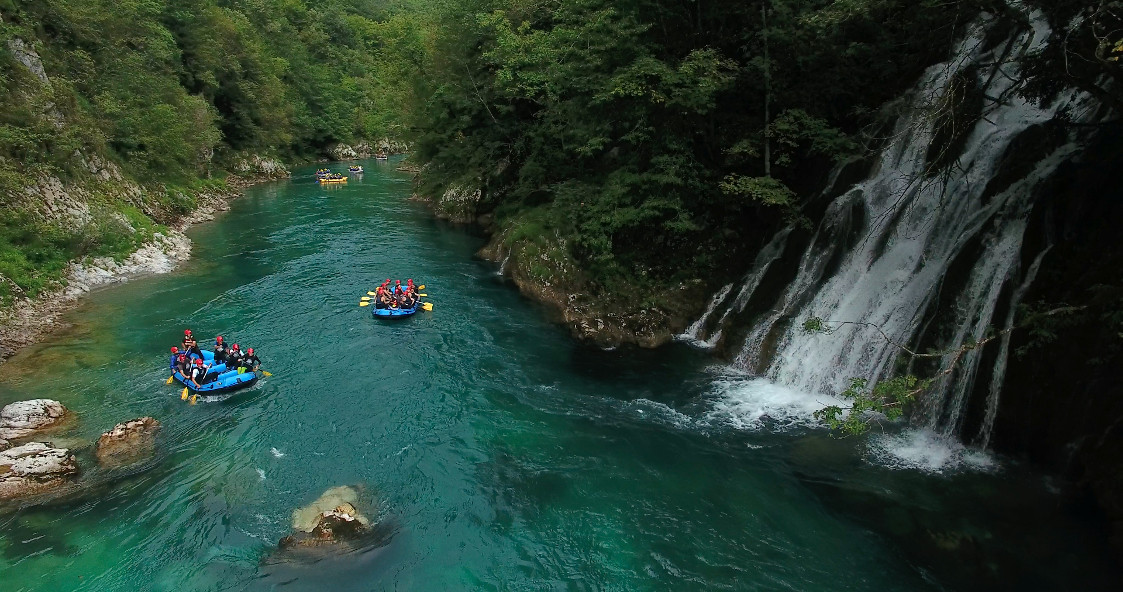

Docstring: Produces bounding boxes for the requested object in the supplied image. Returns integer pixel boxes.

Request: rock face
[7,38,49,84]
[279,486,373,550]
[0,442,78,501]
[96,417,160,468]
[328,139,410,161]
[0,399,69,440]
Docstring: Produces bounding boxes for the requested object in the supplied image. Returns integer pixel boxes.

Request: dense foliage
[406,0,986,292]
[0,0,423,301]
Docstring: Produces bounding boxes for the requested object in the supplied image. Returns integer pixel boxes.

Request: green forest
[0,0,1117,306]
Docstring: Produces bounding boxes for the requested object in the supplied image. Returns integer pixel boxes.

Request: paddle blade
[189,394,198,405]
[367,291,378,296]
[181,387,189,400]
[422,302,433,311]
[359,301,370,307]
[418,285,425,290]
[416,293,427,297]
[166,375,174,385]
[361,296,371,301]
[262,370,273,377]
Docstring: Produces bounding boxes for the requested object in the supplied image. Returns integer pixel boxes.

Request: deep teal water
[0,159,1117,591]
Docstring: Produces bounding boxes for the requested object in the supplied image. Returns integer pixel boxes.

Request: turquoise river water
[0,159,1118,591]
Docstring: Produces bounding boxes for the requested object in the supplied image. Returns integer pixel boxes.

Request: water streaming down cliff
[694,11,1097,446]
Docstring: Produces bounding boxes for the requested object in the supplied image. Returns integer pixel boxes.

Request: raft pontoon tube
[371,305,418,318]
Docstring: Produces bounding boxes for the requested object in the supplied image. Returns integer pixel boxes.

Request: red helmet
[171,347,179,353]
[216,336,224,343]
[232,344,239,350]
[194,358,204,366]
[177,354,186,361]
[184,329,192,336]
[407,279,413,284]
[396,279,401,284]
[247,348,254,355]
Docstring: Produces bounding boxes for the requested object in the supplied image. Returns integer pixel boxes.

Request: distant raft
[172,350,259,394]
[348,166,363,173]
[318,175,347,184]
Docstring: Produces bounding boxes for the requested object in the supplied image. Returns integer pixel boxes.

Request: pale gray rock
[0,442,78,500]
[0,399,69,440]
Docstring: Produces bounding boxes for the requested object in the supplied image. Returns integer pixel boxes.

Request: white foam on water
[704,377,846,431]
[625,398,695,429]
[865,429,998,474]
[256,468,266,480]
[270,447,285,458]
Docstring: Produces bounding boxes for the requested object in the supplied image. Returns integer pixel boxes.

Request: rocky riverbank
[413,181,706,349]
[0,157,289,364]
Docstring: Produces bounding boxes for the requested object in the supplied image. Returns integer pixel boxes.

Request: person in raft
[374,286,390,309]
[169,347,181,374]
[213,335,228,364]
[188,358,211,388]
[175,353,190,377]
[241,348,262,372]
[182,329,201,357]
[227,343,245,369]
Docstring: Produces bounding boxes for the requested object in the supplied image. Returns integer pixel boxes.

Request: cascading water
[694,10,1097,446]
[677,228,791,348]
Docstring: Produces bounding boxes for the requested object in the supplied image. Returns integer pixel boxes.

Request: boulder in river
[0,399,69,440]
[0,442,78,501]
[278,486,375,551]
[96,417,160,468]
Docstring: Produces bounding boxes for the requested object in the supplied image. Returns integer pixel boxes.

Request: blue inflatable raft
[171,350,259,394]
[371,305,417,318]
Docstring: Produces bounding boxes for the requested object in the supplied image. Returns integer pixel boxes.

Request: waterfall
[677,282,734,347]
[975,243,1051,448]
[680,229,792,349]
[688,10,1098,443]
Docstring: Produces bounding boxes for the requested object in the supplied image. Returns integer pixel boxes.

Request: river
[0,159,1116,591]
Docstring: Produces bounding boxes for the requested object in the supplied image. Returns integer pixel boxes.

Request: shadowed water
[0,160,1116,591]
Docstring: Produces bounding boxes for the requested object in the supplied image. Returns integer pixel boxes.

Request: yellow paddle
[422,302,433,311]
[181,386,189,400]
[361,296,371,301]
[359,301,370,307]
[261,370,273,377]
[166,375,174,385]
[189,394,198,405]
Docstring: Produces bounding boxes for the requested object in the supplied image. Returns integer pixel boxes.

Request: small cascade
[975,244,1051,448]
[681,229,792,349]
[677,282,734,347]
[497,247,512,277]
[684,9,1098,443]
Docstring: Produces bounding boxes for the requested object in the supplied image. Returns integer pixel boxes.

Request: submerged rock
[0,399,69,440]
[96,417,160,469]
[0,442,78,501]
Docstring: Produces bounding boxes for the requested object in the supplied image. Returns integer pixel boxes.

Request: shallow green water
[0,160,1117,591]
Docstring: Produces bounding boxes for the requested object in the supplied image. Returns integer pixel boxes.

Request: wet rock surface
[0,399,69,440]
[0,442,78,501]
[96,417,161,468]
